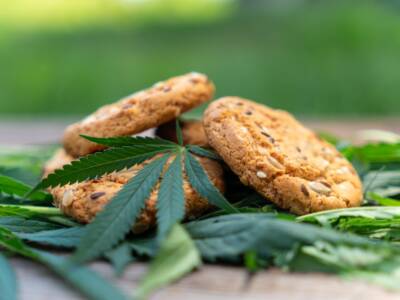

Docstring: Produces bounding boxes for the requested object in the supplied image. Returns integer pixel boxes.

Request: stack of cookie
[45,72,362,232]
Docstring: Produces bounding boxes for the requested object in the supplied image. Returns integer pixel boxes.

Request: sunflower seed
[336,166,350,175]
[256,171,267,178]
[62,189,74,207]
[267,156,284,169]
[308,181,331,195]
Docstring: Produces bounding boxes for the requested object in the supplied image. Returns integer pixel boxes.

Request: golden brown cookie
[155,119,209,147]
[63,72,215,157]
[203,97,362,215]
[43,148,74,178]
[49,154,224,233]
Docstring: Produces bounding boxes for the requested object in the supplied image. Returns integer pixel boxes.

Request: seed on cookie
[301,184,310,197]
[256,171,267,178]
[90,192,106,200]
[336,166,350,174]
[267,156,284,170]
[62,189,74,207]
[308,181,331,195]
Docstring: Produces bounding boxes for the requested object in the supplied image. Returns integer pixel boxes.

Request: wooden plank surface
[10,258,400,300]
[2,118,400,299]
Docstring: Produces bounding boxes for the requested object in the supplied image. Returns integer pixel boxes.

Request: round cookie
[63,72,215,157]
[50,154,224,233]
[203,97,362,215]
[156,119,209,147]
[43,148,75,178]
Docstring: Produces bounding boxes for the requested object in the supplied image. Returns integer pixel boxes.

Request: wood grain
[11,258,400,300]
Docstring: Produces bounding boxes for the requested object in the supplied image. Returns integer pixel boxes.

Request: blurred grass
[1,0,400,117]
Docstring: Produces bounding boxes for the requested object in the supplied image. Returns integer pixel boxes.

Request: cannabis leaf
[0,174,50,201]
[71,154,169,264]
[80,135,177,148]
[0,216,61,233]
[30,145,171,193]
[367,192,400,206]
[0,253,17,300]
[175,119,184,146]
[186,214,374,262]
[345,143,400,163]
[156,153,185,239]
[105,242,135,276]
[17,227,85,248]
[363,171,400,197]
[0,227,127,300]
[136,224,201,299]
[298,206,400,242]
[184,151,238,213]
[298,206,400,226]
[187,145,221,160]
[40,251,128,300]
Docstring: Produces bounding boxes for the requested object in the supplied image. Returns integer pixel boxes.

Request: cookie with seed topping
[49,154,224,233]
[203,97,362,215]
[156,119,209,147]
[63,72,215,157]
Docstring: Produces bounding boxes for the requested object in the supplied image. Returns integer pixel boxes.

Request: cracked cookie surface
[63,72,215,157]
[203,96,362,215]
[47,153,224,233]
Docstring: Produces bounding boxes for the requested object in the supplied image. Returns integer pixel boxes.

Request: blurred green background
[1,0,400,118]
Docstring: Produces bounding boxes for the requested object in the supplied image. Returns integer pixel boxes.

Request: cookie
[50,154,224,233]
[63,72,215,157]
[43,148,74,177]
[156,119,209,147]
[203,97,362,215]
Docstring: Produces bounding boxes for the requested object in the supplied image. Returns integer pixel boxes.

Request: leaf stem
[0,204,63,216]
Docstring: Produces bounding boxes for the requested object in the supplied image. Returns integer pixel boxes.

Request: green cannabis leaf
[175,119,184,146]
[71,154,170,264]
[367,192,400,206]
[80,135,177,148]
[0,174,50,201]
[0,227,127,300]
[186,145,221,160]
[156,153,185,239]
[0,216,61,233]
[186,213,374,262]
[30,145,171,193]
[363,171,400,197]
[17,227,85,248]
[136,224,201,299]
[105,242,135,276]
[345,143,400,164]
[184,151,238,213]
[0,253,17,300]
[48,135,236,263]
[298,206,400,226]
[299,206,400,242]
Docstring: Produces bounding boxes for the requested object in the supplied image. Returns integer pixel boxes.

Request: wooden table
[2,118,400,300]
